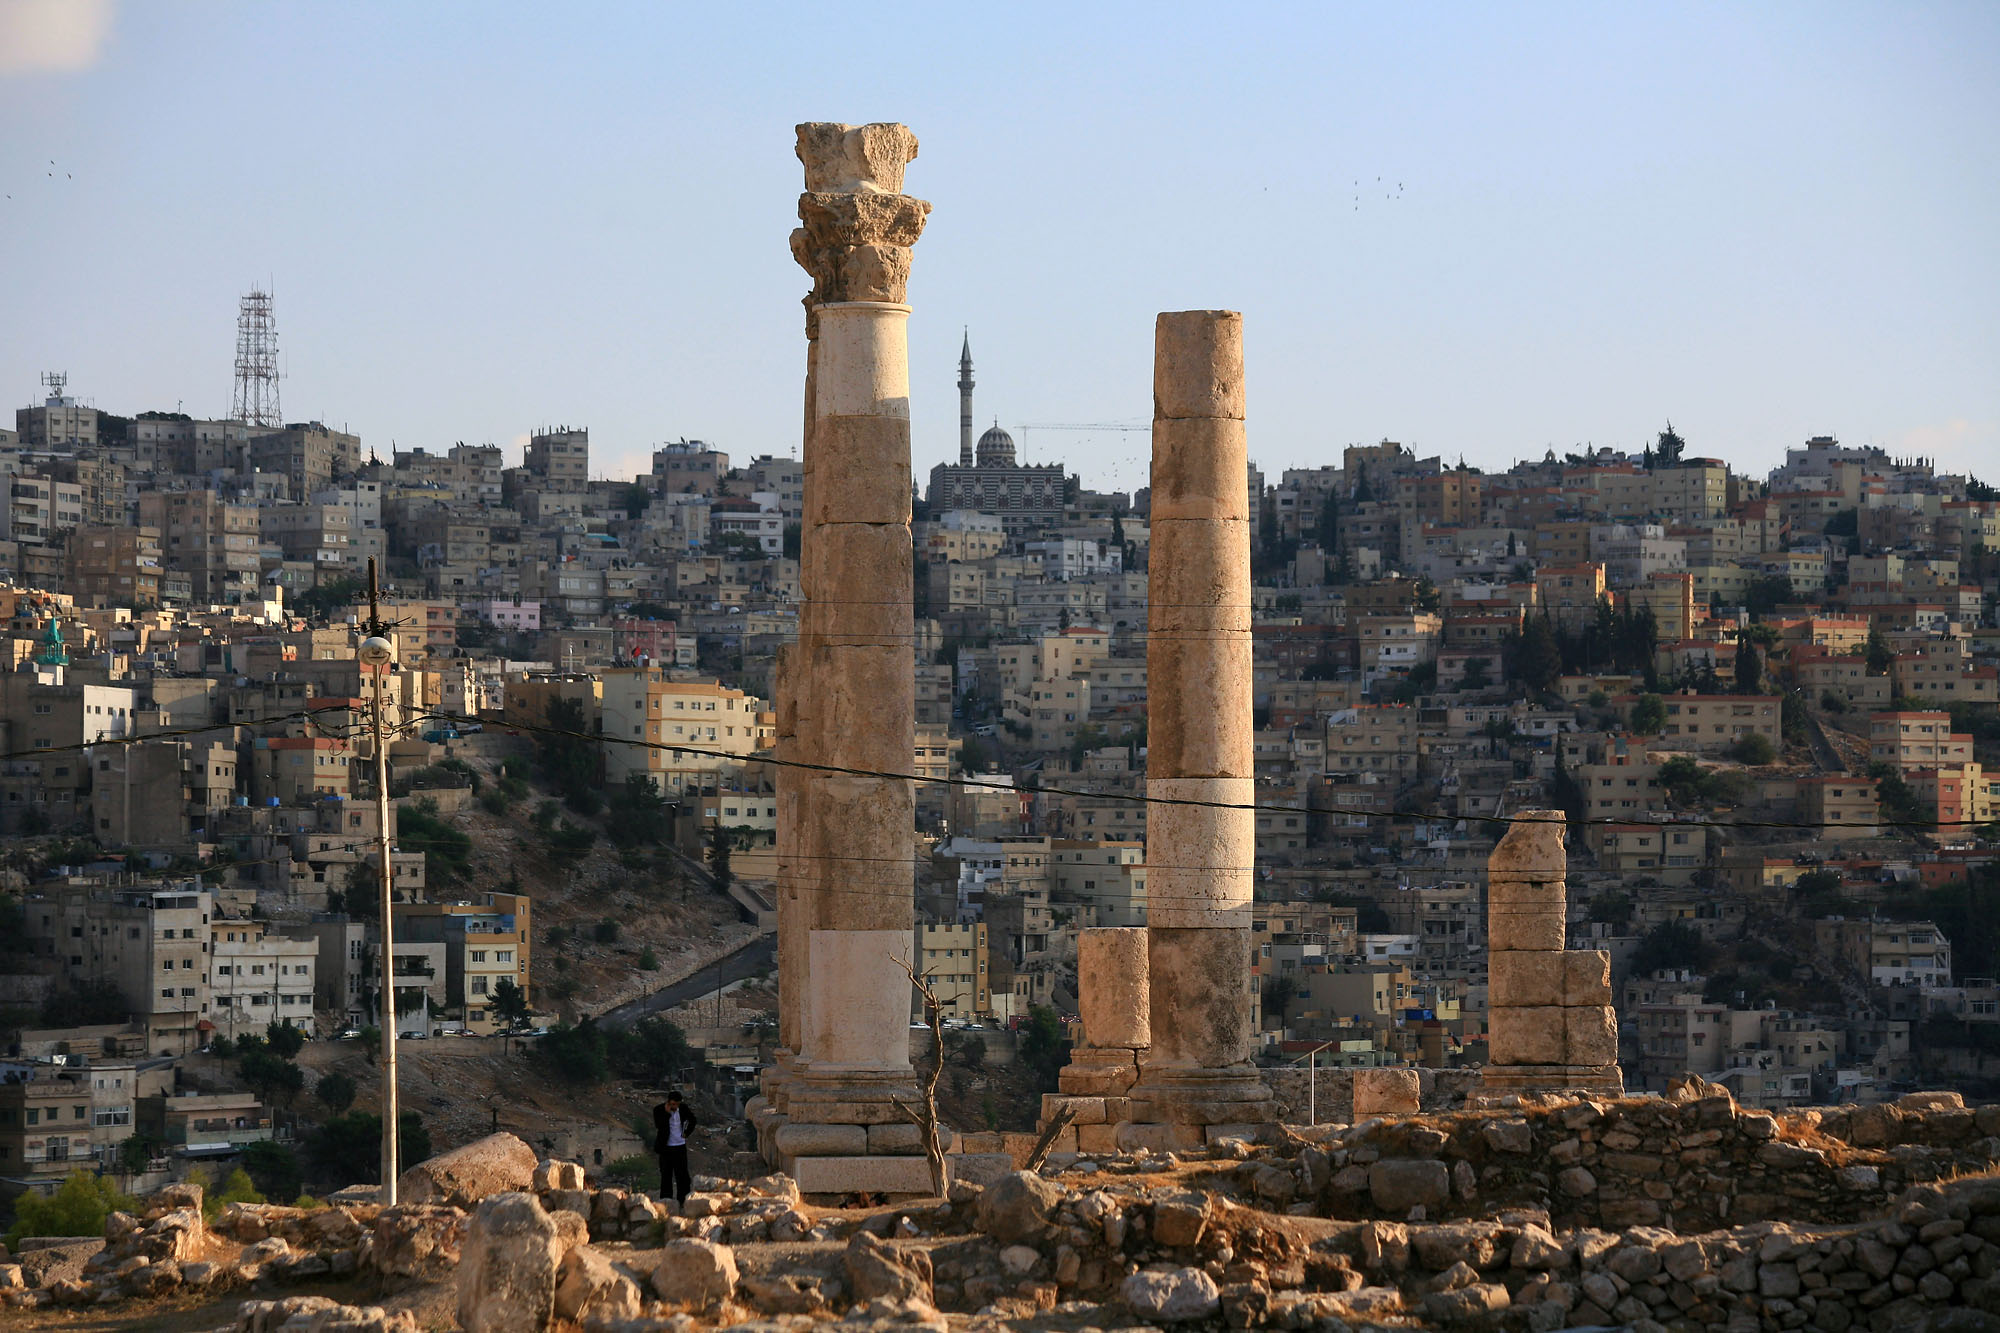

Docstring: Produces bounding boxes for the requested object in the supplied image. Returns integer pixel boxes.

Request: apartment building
[399,892,532,1030]
[249,423,360,496]
[1816,919,1953,988]
[209,919,318,1042]
[1577,739,1664,820]
[137,490,260,605]
[22,882,216,1054]
[650,439,725,496]
[1324,705,1418,778]
[0,1057,155,1184]
[63,525,162,608]
[1868,712,1973,773]
[599,670,772,796]
[1798,775,1881,838]
[1051,840,1147,929]
[1651,693,1781,755]
[917,922,990,1020]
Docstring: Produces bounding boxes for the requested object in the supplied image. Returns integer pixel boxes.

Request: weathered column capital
[792,122,932,306]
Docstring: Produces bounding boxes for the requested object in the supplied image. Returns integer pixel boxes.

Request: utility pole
[358,559,400,1203]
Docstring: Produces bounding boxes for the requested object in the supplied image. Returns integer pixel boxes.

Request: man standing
[653,1091,696,1204]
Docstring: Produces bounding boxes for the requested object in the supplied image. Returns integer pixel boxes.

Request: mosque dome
[976,422,1016,468]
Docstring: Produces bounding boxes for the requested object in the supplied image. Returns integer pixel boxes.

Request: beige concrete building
[210,920,319,1042]
[917,922,990,1020]
[600,669,774,795]
[1651,692,1781,754]
[22,882,215,1055]
[400,891,533,1031]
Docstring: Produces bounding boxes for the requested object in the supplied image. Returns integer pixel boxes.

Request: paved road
[595,935,777,1031]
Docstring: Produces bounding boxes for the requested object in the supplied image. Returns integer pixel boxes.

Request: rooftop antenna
[40,371,69,405]
[231,287,283,428]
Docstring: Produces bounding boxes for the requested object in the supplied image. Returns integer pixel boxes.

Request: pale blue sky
[2,2,1995,493]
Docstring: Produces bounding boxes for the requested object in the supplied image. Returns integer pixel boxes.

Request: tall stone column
[772,124,933,1191]
[1123,311,1274,1148]
[1479,811,1623,1100]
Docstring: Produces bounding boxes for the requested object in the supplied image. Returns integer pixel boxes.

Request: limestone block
[456,1193,563,1333]
[1488,811,1566,875]
[805,775,915,929]
[1352,1068,1422,1117]
[796,122,919,195]
[1486,880,1566,953]
[945,1152,1018,1187]
[1489,950,1565,1009]
[773,1123,867,1158]
[1564,1006,1619,1067]
[803,929,915,1072]
[812,301,912,418]
[792,1155,937,1195]
[1115,1121,1206,1154]
[1077,927,1150,1049]
[1146,635,1256,779]
[1144,776,1255,929]
[1146,926,1256,1069]
[1487,1006,1569,1067]
[1149,418,1251,522]
[553,1246,640,1324]
[398,1132,538,1211]
[1043,1094,1107,1125]
[805,647,914,771]
[1058,1058,1140,1097]
[1148,517,1253,636]
[1563,951,1613,1007]
[777,1095,915,1126]
[803,518,913,635]
[1075,1123,1119,1155]
[866,1123,944,1155]
[652,1238,738,1309]
[1154,311,1245,421]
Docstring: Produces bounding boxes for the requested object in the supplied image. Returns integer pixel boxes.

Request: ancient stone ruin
[1480,810,1625,1100]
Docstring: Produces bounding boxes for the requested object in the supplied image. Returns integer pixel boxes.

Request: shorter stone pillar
[1041,928,1151,1155]
[1480,812,1623,1099]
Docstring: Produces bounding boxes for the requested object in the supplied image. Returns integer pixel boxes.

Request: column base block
[1125,1063,1279,1128]
[1477,1063,1626,1101]
[792,1155,937,1197]
[1057,1047,1142,1097]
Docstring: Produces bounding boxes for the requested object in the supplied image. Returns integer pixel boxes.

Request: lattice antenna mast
[231,287,283,427]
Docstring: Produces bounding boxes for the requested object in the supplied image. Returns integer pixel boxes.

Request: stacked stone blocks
[1480,811,1623,1098]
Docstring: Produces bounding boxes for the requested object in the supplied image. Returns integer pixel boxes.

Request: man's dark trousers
[660,1144,692,1203]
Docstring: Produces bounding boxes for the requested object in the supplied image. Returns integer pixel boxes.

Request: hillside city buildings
[3,362,2000,1190]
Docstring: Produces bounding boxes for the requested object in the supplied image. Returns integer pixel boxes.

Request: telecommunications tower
[230,287,283,428]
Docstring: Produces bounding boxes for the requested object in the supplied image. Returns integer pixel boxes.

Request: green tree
[240,1051,305,1109]
[1505,615,1564,695]
[3,1170,136,1247]
[241,1141,303,1203]
[547,820,598,869]
[537,697,601,806]
[1629,693,1668,736]
[1459,656,1491,691]
[315,1072,357,1115]
[38,977,129,1028]
[1018,1006,1070,1093]
[396,798,474,888]
[1734,639,1762,694]
[204,1167,264,1220]
[1865,628,1895,676]
[607,773,672,848]
[1742,574,1796,618]
[114,1134,163,1174]
[1732,732,1776,765]
[264,1020,306,1059]
[489,977,531,1028]
[537,1020,612,1084]
[1631,920,1711,974]
[593,918,619,944]
[304,1112,431,1189]
[637,947,659,971]
[608,1015,694,1085]
[706,822,733,889]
